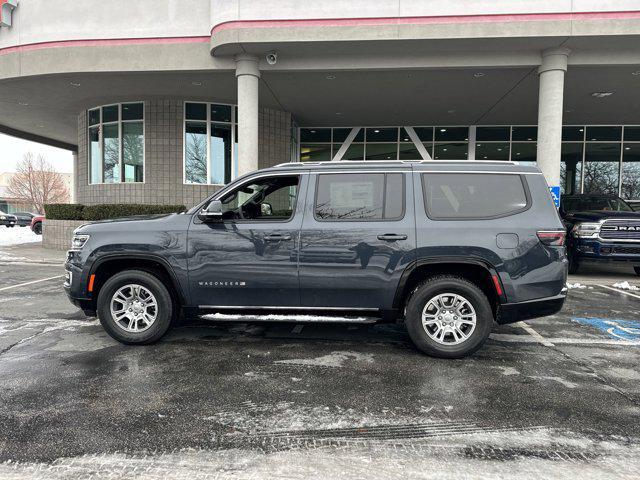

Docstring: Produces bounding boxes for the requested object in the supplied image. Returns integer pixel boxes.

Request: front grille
[611,246,640,255]
[600,219,640,241]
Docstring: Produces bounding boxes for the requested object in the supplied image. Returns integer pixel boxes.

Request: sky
[0,134,73,174]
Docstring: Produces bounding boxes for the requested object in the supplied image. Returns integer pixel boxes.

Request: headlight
[71,234,90,249]
[572,222,600,238]
[0,216,5,220]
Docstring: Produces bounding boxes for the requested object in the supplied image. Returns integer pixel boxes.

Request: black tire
[404,275,493,359]
[97,269,174,344]
[634,266,640,277]
[33,222,42,235]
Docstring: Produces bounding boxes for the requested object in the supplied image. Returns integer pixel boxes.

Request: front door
[188,173,306,308]
[298,170,416,310]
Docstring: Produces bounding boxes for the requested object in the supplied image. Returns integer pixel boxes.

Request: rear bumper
[497,289,567,325]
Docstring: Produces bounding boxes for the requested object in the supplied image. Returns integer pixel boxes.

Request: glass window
[184,102,238,184]
[219,175,299,221]
[398,142,421,160]
[475,142,509,160]
[511,142,537,163]
[102,105,118,123]
[414,127,434,142]
[211,104,232,123]
[586,126,622,142]
[184,122,207,184]
[433,143,468,160]
[476,127,510,142]
[562,126,584,142]
[400,128,414,143]
[300,144,332,162]
[315,173,403,221]
[88,108,100,126]
[122,122,144,183]
[365,143,397,160]
[342,144,364,161]
[423,173,528,219]
[185,103,207,120]
[435,127,468,142]
[122,103,143,121]
[583,143,621,195]
[89,127,101,184]
[624,126,640,142]
[332,128,352,143]
[622,143,640,199]
[560,143,583,195]
[88,103,145,184]
[366,128,397,143]
[511,126,537,142]
[102,124,120,183]
[211,124,232,184]
[300,128,331,143]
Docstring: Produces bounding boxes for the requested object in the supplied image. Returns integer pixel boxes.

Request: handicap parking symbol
[549,186,561,208]
[572,317,640,342]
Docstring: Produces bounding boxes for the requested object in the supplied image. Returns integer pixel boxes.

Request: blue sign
[549,186,561,208]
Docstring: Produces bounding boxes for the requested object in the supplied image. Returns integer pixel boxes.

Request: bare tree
[6,152,70,214]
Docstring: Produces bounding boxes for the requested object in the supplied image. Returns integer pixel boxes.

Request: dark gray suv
[64,161,567,358]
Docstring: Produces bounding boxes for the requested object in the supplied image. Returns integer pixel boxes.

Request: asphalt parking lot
[1,261,640,479]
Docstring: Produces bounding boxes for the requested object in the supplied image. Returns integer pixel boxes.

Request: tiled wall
[42,219,86,250]
[75,99,293,207]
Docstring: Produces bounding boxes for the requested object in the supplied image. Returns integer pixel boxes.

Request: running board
[201,313,378,324]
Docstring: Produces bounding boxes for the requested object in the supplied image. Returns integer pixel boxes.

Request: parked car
[30,215,44,235]
[64,161,567,358]
[561,194,640,275]
[13,212,35,227]
[0,210,17,228]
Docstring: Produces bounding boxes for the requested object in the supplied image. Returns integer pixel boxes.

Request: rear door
[298,168,416,310]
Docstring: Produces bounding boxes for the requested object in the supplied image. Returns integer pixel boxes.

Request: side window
[422,173,528,219]
[219,175,299,221]
[315,173,404,221]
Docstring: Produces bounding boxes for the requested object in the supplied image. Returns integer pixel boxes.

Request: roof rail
[276,160,518,167]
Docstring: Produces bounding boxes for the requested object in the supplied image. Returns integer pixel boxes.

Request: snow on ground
[566,282,592,289]
[612,281,640,291]
[0,226,40,247]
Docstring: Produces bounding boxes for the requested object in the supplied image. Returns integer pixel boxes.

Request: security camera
[266,52,278,65]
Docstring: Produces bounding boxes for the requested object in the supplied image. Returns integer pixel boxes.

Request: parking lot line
[0,275,63,292]
[515,321,555,347]
[599,284,640,300]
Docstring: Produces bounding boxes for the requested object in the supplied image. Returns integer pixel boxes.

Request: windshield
[562,196,633,213]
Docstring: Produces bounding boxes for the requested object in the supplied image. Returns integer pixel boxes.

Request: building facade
[2,1,640,207]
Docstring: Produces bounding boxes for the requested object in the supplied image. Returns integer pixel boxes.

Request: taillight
[537,230,566,246]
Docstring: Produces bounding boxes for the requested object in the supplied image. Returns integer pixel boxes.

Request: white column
[235,54,260,176]
[71,150,78,203]
[536,47,570,188]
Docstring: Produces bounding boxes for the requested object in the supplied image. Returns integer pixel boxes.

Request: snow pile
[566,283,587,289]
[0,226,40,247]
[612,281,640,291]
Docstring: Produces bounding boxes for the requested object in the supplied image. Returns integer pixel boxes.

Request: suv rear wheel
[404,276,493,358]
[97,270,173,344]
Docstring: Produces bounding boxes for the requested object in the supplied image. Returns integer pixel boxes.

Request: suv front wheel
[97,270,174,344]
[405,276,493,358]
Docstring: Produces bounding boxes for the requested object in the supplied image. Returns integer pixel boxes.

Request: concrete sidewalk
[0,242,66,264]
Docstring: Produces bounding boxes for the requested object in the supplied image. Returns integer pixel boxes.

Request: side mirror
[198,200,223,222]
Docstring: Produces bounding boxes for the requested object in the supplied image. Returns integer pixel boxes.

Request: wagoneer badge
[199,281,247,287]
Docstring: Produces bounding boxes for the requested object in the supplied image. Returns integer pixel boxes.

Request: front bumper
[64,251,96,316]
[0,218,16,226]
[573,238,640,263]
[498,289,567,324]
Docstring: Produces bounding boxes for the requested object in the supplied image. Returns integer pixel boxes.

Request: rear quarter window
[422,173,530,220]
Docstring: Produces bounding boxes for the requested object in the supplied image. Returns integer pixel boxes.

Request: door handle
[264,233,292,241]
[377,233,408,241]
